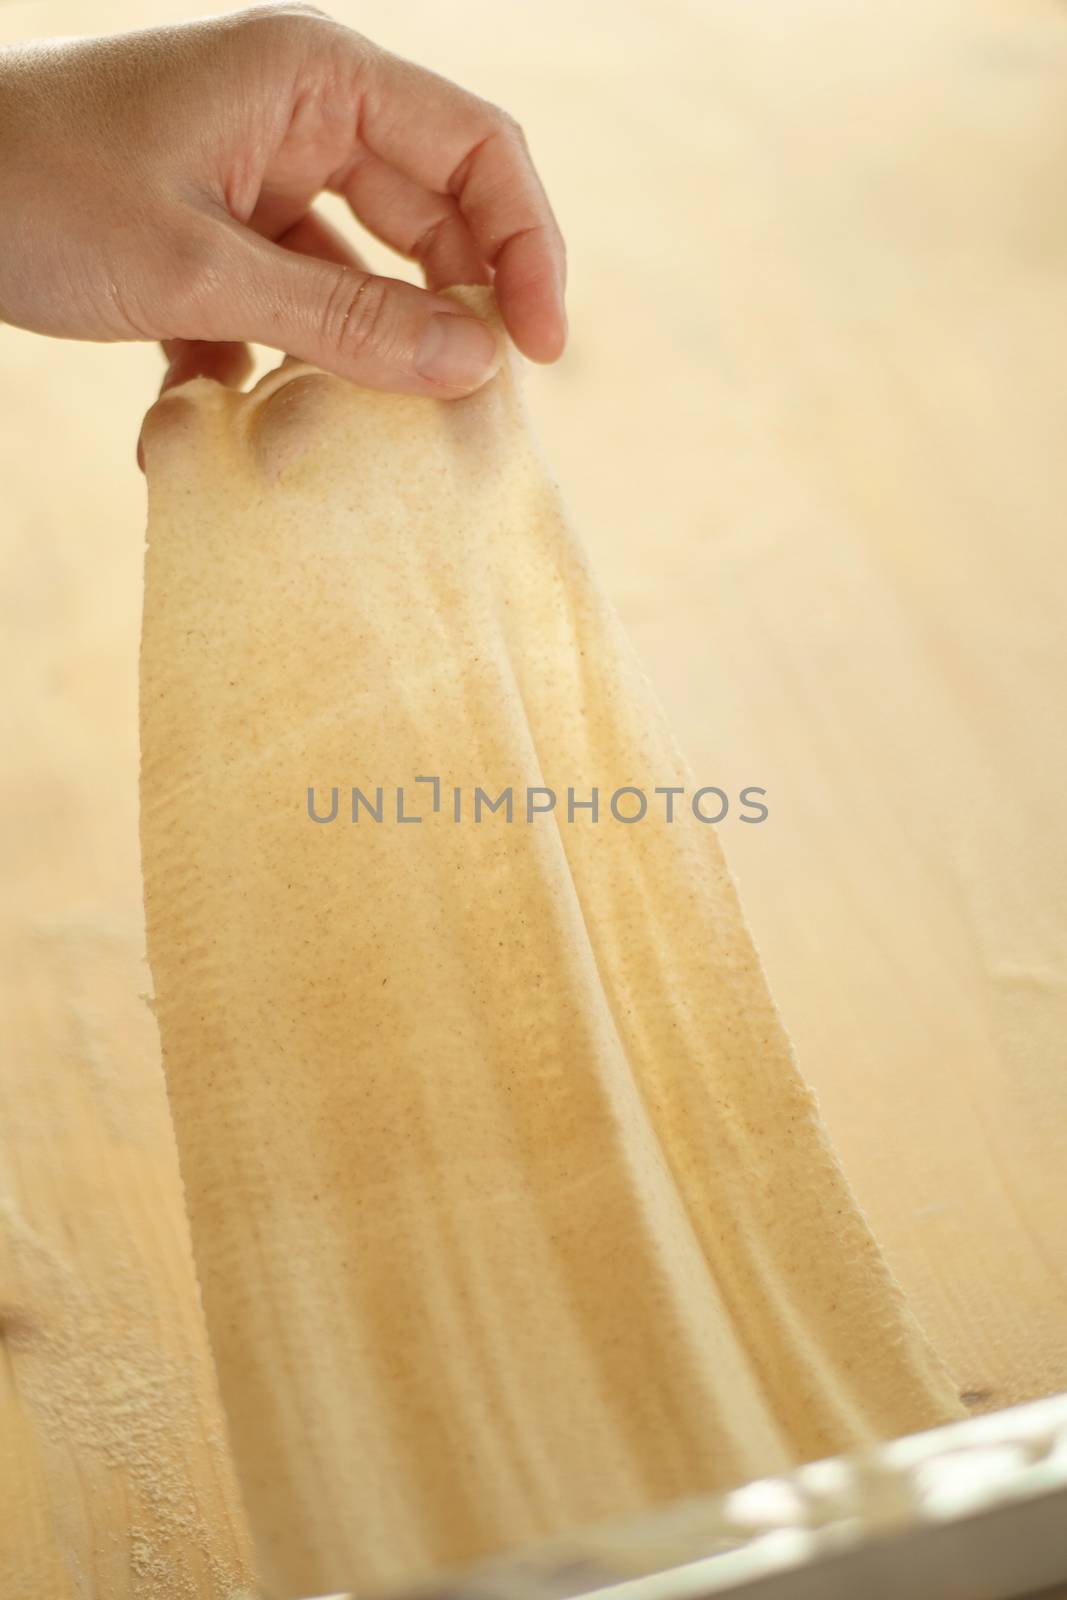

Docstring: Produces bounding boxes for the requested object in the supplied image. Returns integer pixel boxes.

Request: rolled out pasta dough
[139,287,963,1599]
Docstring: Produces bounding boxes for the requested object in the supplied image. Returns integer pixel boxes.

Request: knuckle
[233,3,330,39]
[475,99,523,145]
[321,269,392,363]
[495,107,527,146]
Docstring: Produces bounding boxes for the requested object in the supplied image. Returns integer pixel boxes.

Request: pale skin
[0,2,568,458]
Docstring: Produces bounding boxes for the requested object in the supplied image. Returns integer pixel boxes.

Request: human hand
[0,3,567,419]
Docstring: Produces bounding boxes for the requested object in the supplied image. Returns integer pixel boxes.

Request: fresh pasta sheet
[139,287,962,1600]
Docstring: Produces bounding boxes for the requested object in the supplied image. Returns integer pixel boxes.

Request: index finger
[334,39,567,361]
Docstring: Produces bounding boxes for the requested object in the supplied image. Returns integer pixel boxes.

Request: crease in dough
[139,286,963,1600]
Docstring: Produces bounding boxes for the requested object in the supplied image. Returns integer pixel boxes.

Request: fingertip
[494,242,568,364]
[502,294,568,365]
[414,310,503,392]
[528,306,568,364]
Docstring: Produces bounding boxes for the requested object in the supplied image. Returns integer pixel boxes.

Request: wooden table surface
[2,0,1065,1593]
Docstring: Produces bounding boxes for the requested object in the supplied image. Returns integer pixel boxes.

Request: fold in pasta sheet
[139,287,963,1599]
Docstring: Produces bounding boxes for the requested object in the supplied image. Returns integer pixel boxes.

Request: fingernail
[416,314,501,390]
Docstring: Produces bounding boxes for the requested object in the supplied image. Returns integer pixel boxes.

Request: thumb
[189,219,504,397]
